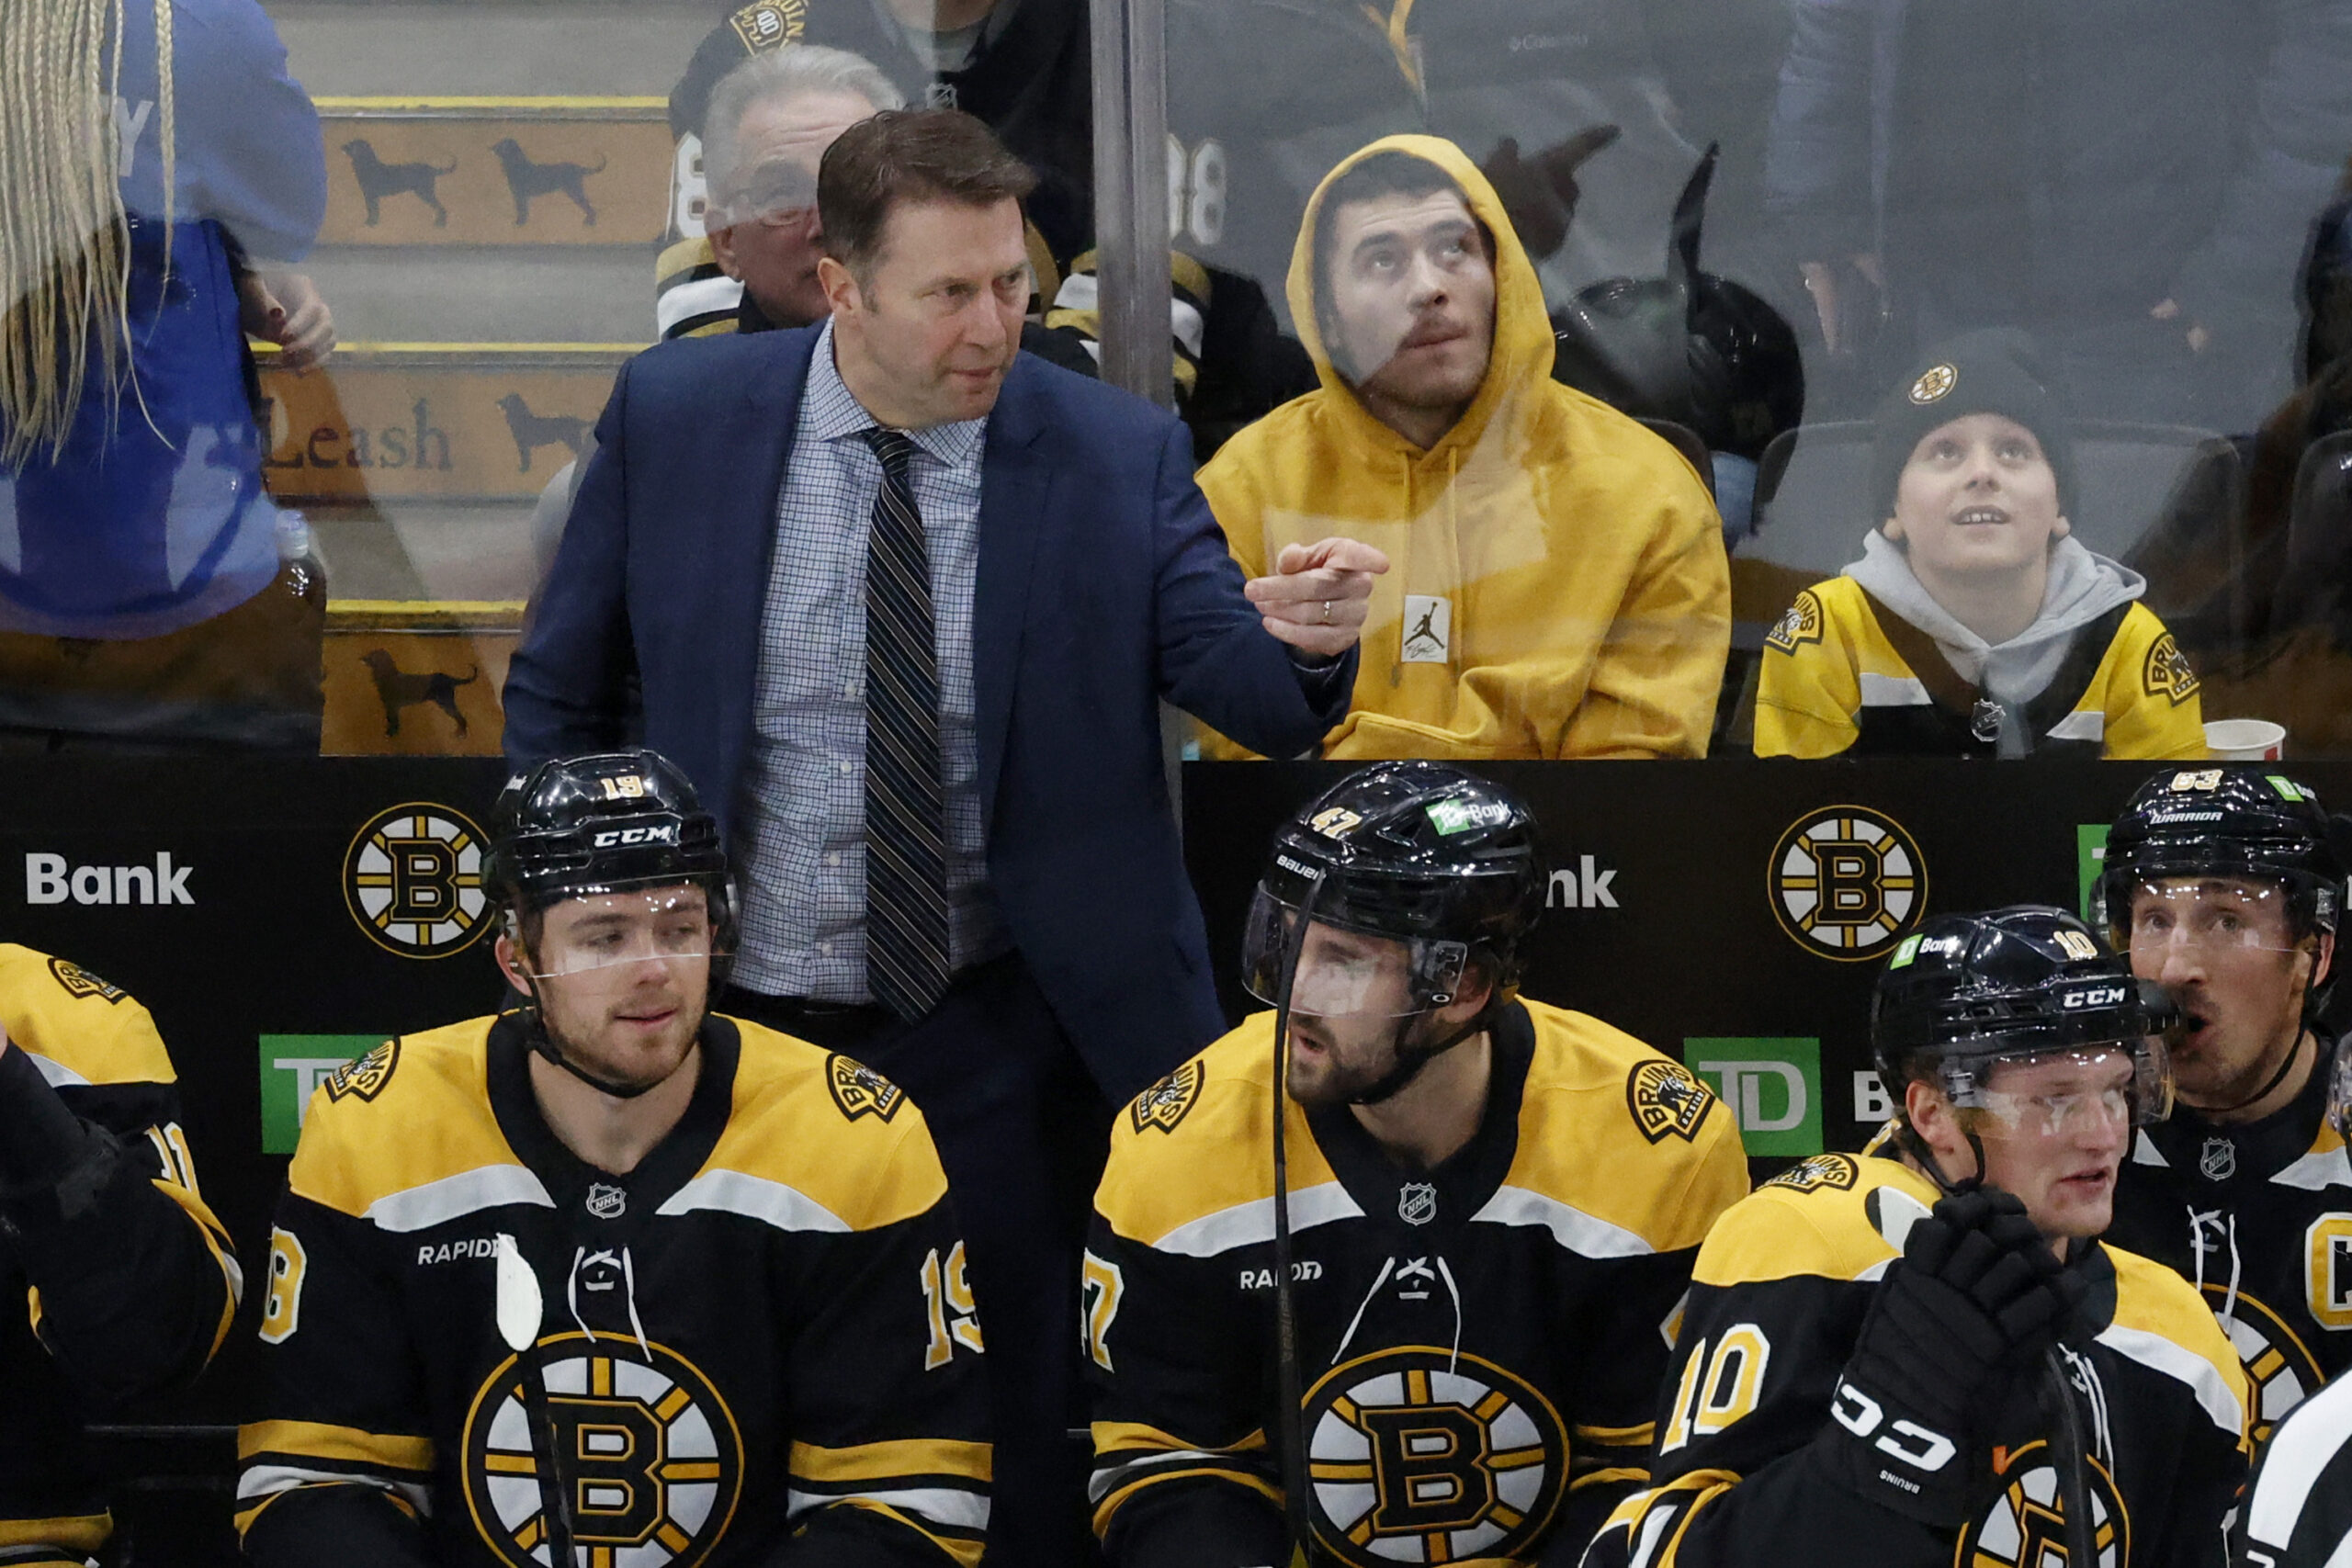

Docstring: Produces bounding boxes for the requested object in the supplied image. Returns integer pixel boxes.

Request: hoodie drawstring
[567,1245,654,1362]
[2187,1207,2243,1332]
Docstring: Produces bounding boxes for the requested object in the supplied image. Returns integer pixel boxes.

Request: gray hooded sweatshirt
[1843,532,2145,756]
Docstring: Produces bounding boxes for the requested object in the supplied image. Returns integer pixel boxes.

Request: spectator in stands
[1767,0,2352,429]
[1197,136,1729,760]
[0,0,329,750]
[1755,330,2208,758]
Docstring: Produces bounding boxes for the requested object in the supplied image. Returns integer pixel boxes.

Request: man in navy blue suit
[503,107,1385,1564]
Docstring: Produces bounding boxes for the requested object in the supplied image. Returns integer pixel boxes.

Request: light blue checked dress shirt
[732,320,1007,1001]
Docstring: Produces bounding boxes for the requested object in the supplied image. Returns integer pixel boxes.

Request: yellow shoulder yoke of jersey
[288,1017,518,1217]
[695,1016,948,1231]
[1096,1013,1339,1248]
[1694,1153,1939,1287]
[1504,1000,1749,1253]
[2101,1240,2251,1443]
[0,942,174,1087]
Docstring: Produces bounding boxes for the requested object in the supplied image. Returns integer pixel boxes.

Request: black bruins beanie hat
[1869,327,2078,527]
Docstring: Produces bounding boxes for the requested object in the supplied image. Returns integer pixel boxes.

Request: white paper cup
[2204,718,2287,761]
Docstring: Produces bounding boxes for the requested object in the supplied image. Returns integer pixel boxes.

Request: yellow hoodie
[1196,135,1730,760]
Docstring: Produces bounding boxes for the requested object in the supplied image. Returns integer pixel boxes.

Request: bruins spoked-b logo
[1770,807,1927,961]
[344,803,492,958]
[1304,1348,1566,1568]
[1960,1441,2128,1568]
[463,1333,743,1568]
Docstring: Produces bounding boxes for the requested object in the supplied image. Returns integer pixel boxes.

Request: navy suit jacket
[503,326,1349,1102]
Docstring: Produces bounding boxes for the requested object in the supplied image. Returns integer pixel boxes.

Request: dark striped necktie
[859,427,951,1021]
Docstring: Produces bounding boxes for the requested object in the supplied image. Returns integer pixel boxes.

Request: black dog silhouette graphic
[495,393,589,473]
[341,140,455,227]
[488,138,606,227]
[360,651,478,738]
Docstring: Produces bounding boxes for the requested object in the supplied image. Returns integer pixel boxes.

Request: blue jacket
[0,0,324,638]
[503,328,1351,1100]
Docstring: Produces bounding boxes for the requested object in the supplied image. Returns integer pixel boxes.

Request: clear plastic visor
[1238,887,1466,1018]
[1949,1041,2171,1135]
[2122,880,2306,961]
[525,887,721,979]
[709,159,819,230]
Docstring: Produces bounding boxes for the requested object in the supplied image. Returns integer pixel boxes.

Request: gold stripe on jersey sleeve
[1570,1465,1649,1493]
[1692,1158,1935,1287]
[1589,1470,1740,1568]
[0,1513,111,1551]
[0,943,175,1085]
[1094,1016,1342,1248]
[692,1020,950,1230]
[153,1178,243,1358]
[820,1501,983,1568]
[1573,1421,1656,1448]
[1092,1420,1269,1454]
[1090,1460,1283,1538]
[238,1419,435,1475]
[787,1438,992,1485]
[232,1480,422,1538]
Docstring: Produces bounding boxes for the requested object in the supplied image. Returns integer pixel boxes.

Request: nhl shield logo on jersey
[1131,1062,1203,1134]
[1959,1441,2128,1568]
[1628,1060,1714,1144]
[1304,1348,1567,1568]
[463,1333,744,1568]
[1397,1183,1438,1225]
[1770,807,1926,961]
[826,1055,905,1123]
[324,1040,401,1103]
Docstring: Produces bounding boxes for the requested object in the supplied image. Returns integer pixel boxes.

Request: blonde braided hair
[0,0,175,468]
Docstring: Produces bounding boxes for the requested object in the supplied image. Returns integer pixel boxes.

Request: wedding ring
[1320,600,1333,625]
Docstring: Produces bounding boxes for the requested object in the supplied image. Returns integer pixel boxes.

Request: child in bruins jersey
[1755,329,2205,759]
[1584,908,2249,1568]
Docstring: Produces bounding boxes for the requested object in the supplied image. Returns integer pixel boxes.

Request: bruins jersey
[237,1013,989,1568]
[1583,1152,2252,1568]
[1754,575,2207,759]
[2107,1040,2352,1443]
[0,945,240,1568]
[1086,998,1750,1568]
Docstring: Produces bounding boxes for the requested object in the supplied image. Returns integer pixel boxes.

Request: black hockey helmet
[2096,766,2345,945]
[486,749,734,945]
[1243,761,1544,1015]
[1871,906,2173,1125]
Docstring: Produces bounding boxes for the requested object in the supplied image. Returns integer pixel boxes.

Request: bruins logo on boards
[2203,1285,2323,1444]
[1763,591,1825,656]
[1628,1060,1713,1145]
[827,1055,905,1123]
[48,957,126,1003]
[462,1333,743,1568]
[1304,1348,1567,1568]
[344,804,493,959]
[1131,1062,1203,1134]
[1959,1441,2128,1568]
[1765,1152,1858,1194]
[1770,807,1926,962]
[2142,633,2201,705]
[324,1040,401,1103]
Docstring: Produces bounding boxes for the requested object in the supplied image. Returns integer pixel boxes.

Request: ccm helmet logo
[2061,985,2127,1010]
[1831,1379,1957,1472]
[591,825,679,848]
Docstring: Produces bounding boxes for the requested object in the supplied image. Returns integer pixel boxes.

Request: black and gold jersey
[1085,998,1750,1568]
[2233,1365,2352,1568]
[1583,1152,2253,1568]
[2107,1040,2352,1443]
[0,944,240,1568]
[236,1013,989,1568]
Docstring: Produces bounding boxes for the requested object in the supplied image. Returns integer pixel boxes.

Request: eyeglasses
[712,165,819,230]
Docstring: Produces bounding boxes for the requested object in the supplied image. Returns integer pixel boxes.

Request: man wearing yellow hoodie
[1198,136,1731,760]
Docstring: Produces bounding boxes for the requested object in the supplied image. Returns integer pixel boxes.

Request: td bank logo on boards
[23,852,194,906]
[258,1035,384,1154]
[1686,1039,1823,1157]
[344,803,492,958]
[2078,824,2110,922]
[1770,806,1926,961]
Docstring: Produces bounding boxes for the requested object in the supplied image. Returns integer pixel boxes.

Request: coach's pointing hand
[1245,537,1390,660]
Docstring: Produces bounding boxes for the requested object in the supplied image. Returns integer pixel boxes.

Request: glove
[1816,1188,2088,1528]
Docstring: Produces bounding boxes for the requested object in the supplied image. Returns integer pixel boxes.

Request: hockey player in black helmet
[2099,765,2352,1435]
[1087,761,1750,1568]
[239,749,990,1568]
[1588,907,2249,1568]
